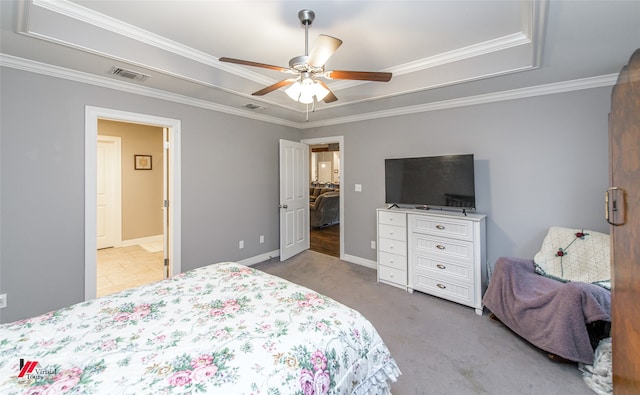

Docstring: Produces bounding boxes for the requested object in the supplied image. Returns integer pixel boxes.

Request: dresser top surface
[377,207,486,222]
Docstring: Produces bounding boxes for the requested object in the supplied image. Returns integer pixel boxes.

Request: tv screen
[385,154,476,210]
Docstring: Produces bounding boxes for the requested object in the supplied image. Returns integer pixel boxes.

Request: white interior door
[96,136,121,249]
[279,139,309,261]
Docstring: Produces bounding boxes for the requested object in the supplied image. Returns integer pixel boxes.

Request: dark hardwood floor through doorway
[310,224,340,257]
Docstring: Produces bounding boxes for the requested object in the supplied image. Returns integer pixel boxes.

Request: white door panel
[96,136,121,249]
[279,139,309,261]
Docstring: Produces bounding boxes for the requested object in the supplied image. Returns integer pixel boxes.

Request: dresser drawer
[413,234,473,264]
[378,211,406,227]
[413,274,473,305]
[410,215,473,241]
[414,254,472,282]
[378,265,406,285]
[379,251,407,271]
[379,238,406,256]
[378,224,406,241]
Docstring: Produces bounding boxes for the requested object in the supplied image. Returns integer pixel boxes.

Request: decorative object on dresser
[377,208,487,315]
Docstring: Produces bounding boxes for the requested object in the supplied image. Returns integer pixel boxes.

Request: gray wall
[302,87,611,268]
[0,66,612,324]
[0,67,299,323]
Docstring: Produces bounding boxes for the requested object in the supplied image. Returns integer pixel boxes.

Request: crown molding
[0,54,299,128]
[1,53,616,130]
[299,73,617,128]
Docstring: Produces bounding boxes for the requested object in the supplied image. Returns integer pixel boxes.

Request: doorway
[84,106,182,301]
[97,120,164,296]
[302,136,344,259]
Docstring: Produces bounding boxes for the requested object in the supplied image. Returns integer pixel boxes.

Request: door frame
[301,136,344,259]
[84,106,182,300]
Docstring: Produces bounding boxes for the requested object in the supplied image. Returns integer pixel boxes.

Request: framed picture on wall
[134,155,152,170]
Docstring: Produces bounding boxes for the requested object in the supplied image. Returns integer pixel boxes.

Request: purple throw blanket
[482,257,611,364]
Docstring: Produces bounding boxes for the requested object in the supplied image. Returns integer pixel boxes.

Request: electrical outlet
[0,293,7,309]
[260,235,264,244]
[371,241,376,249]
[239,240,244,249]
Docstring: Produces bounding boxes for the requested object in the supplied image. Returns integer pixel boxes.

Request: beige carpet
[252,250,594,395]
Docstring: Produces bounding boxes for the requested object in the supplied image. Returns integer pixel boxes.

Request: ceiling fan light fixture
[312,80,330,101]
[285,80,303,101]
[285,77,329,103]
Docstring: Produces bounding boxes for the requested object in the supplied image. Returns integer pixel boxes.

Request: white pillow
[533,226,610,284]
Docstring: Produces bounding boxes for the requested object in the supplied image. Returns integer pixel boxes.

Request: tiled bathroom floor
[97,245,166,297]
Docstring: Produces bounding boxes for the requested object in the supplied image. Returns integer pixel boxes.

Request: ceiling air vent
[244,103,265,111]
[110,67,150,82]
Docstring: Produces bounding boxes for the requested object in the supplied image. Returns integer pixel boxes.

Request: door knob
[279,204,288,209]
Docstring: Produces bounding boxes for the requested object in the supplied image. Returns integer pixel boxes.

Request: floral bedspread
[0,262,400,394]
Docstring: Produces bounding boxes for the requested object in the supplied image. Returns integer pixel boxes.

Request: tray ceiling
[1,0,638,127]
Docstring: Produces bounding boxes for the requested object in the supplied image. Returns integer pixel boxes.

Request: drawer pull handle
[437,283,446,289]
[436,225,445,230]
[436,244,446,250]
[436,264,446,270]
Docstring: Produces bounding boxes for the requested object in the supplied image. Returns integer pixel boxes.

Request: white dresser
[376,208,486,315]
[376,209,408,289]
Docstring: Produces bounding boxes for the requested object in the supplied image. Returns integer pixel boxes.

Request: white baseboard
[342,254,377,269]
[235,250,376,270]
[240,250,280,266]
[121,235,163,247]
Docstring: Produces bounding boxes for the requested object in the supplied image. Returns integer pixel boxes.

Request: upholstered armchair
[482,227,611,364]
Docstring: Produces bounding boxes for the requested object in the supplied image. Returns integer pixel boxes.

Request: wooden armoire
[608,48,640,393]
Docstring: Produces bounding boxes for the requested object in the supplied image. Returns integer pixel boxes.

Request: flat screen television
[385,154,476,211]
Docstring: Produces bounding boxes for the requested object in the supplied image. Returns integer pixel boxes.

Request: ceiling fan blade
[219,57,289,72]
[308,34,343,67]
[252,79,296,96]
[317,80,338,103]
[326,70,392,82]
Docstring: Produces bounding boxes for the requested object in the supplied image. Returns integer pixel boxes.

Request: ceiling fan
[219,9,392,104]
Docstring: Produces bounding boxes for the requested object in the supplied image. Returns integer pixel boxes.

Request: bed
[0,262,400,394]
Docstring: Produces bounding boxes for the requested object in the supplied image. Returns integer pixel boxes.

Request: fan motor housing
[289,55,324,73]
[289,55,309,71]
